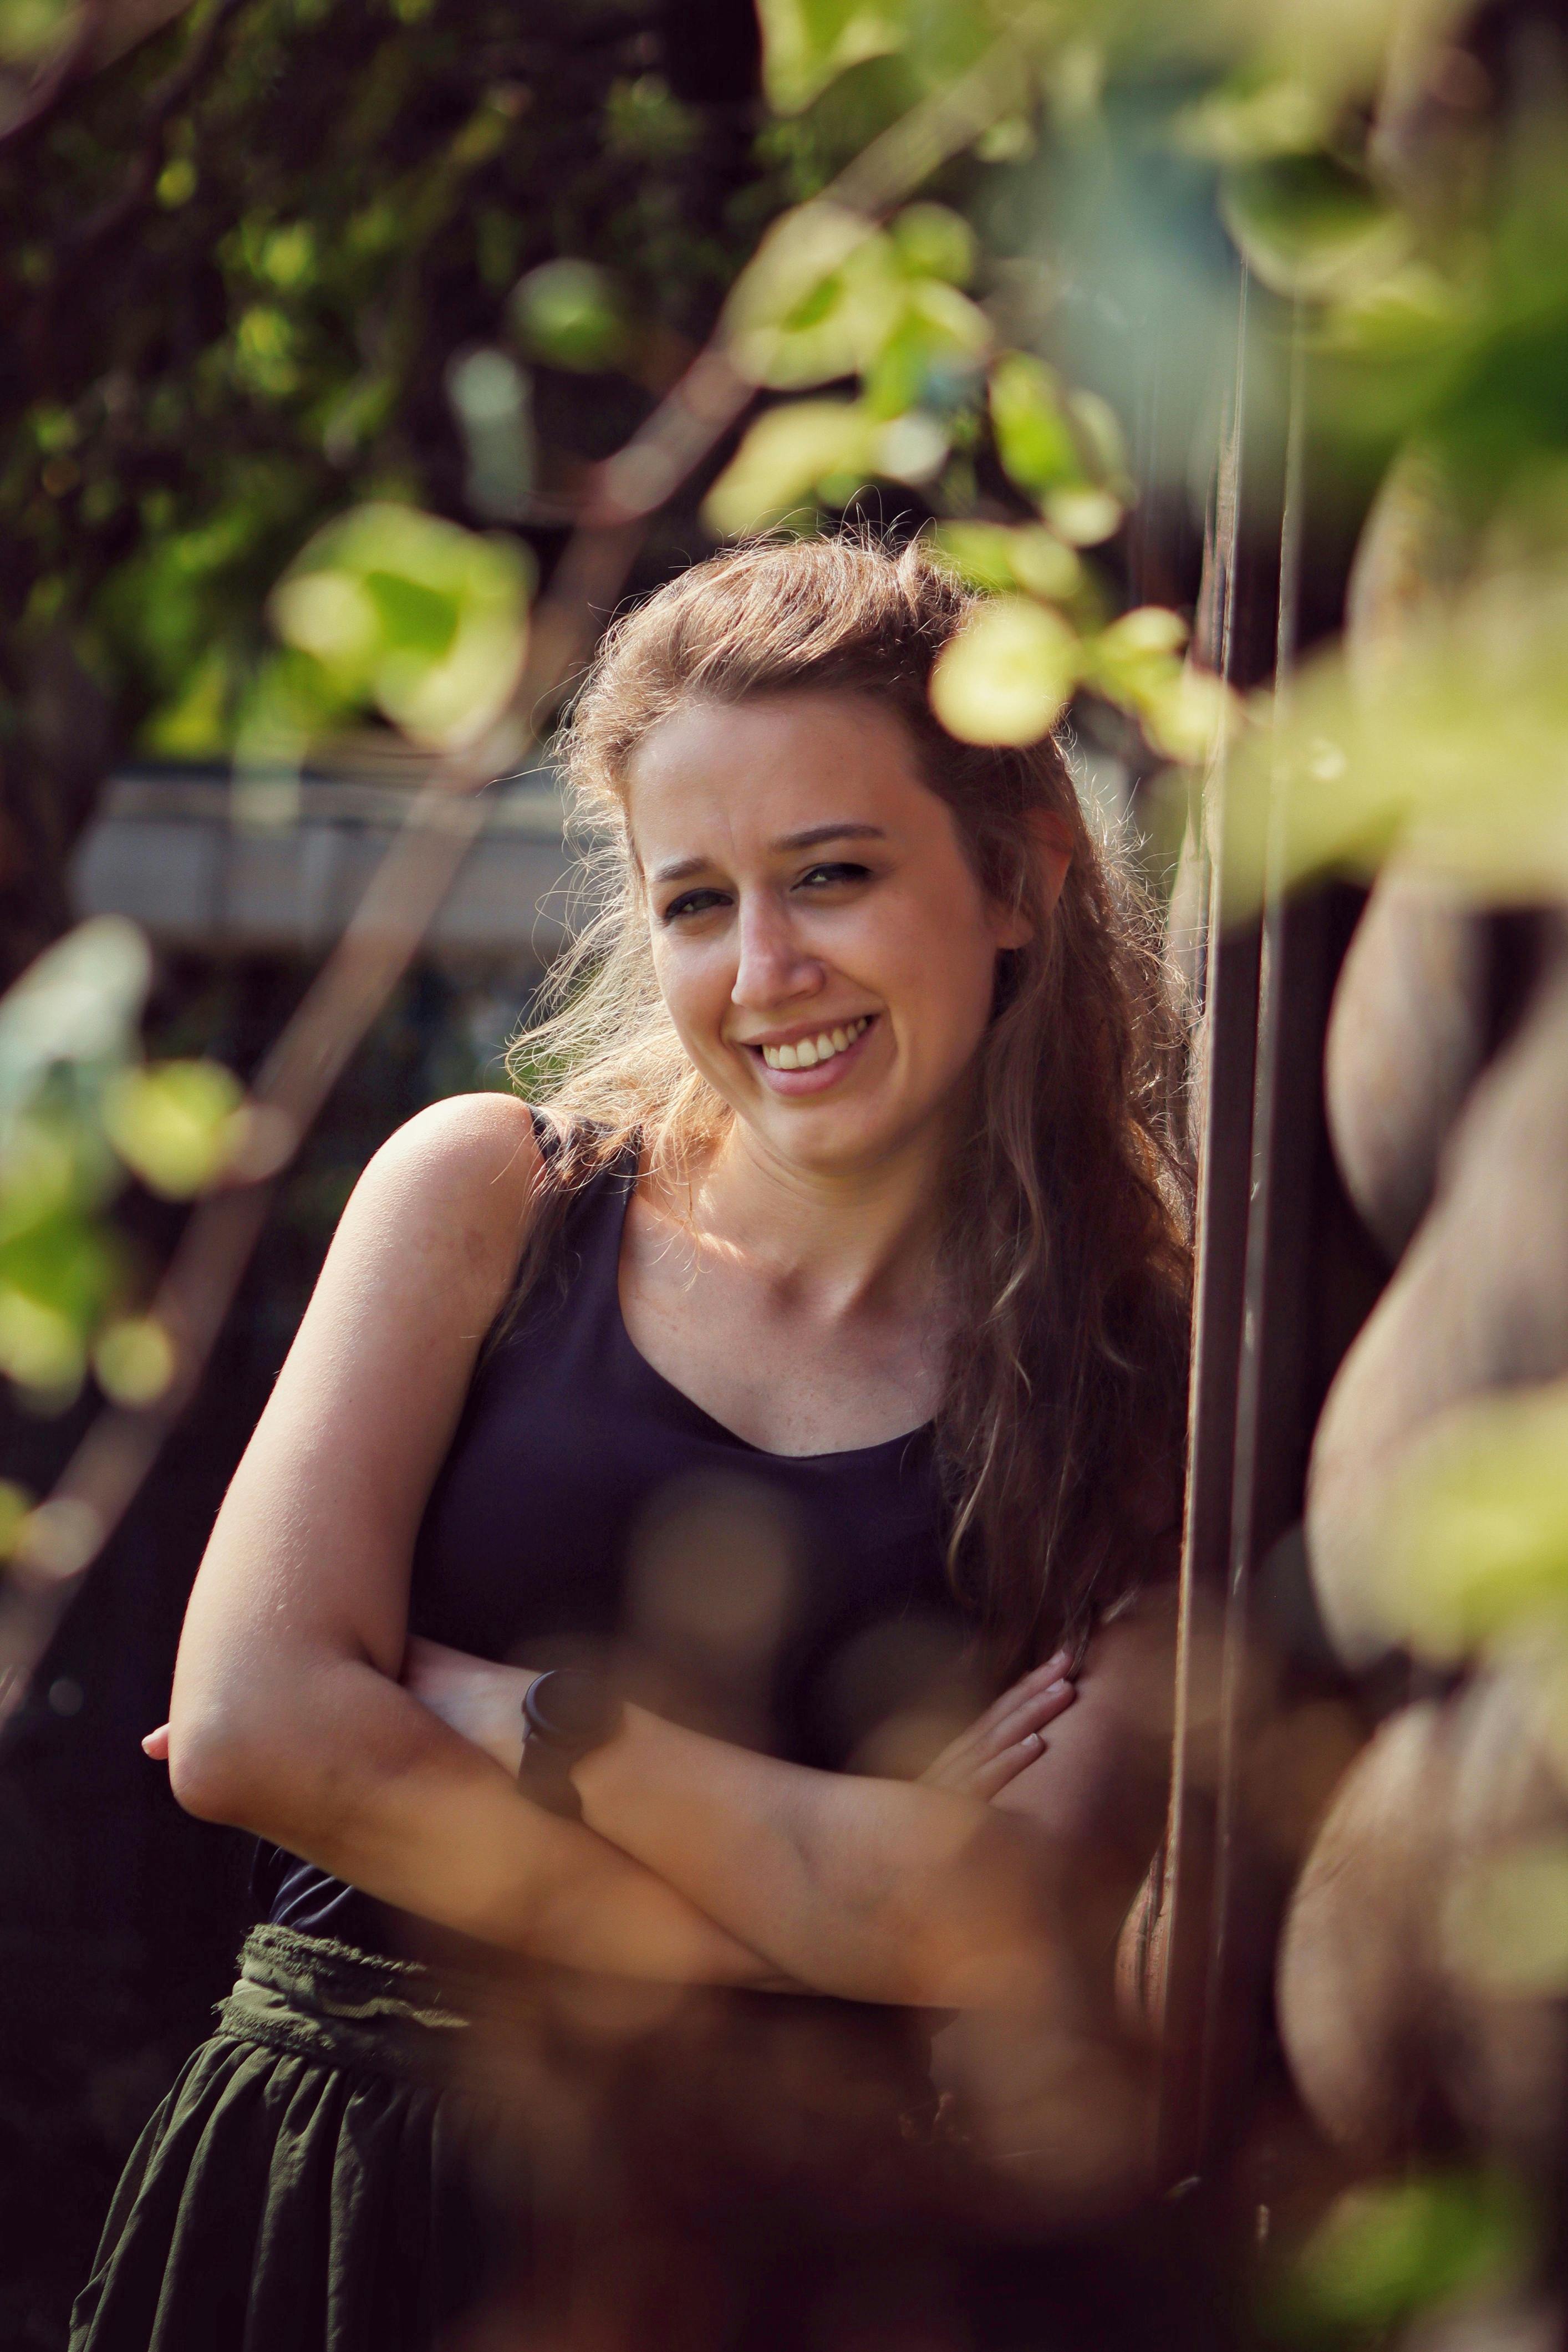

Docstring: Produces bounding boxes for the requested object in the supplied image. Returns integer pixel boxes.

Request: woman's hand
[919,1652,1077,1800]
[400,1637,533,1774]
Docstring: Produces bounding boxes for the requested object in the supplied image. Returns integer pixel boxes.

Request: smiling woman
[515,537,1189,1647]
[77,536,1192,2352]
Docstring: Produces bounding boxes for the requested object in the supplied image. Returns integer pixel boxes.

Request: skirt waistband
[216,1923,469,2081]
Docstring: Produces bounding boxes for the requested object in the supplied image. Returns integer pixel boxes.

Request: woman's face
[625,691,1038,1178]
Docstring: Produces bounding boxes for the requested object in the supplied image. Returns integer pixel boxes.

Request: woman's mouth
[743,1014,877,1091]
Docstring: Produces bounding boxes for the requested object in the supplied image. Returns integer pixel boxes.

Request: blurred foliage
[1374,1381,1568,1668]
[705,181,1224,758]
[1445,1833,1568,2000]
[0,917,242,1462]
[262,501,532,756]
[0,0,786,944]
[1270,2171,1531,2345]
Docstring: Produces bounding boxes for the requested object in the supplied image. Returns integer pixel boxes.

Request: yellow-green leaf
[930,597,1078,746]
[1375,1383,1568,1663]
[103,1061,244,1199]
[93,1315,179,1407]
[1047,486,1123,547]
[989,354,1083,501]
[0,1479,33,1558]
[889,202,975,286]
[0,1286,84,1398]
[754,0,908,115]
[508,259,628,373]
[703,401,871,537]
[269,503,531,750]
[1279,2173,1530,2338]
[1220,154,1410,303]
[722,204,897,390]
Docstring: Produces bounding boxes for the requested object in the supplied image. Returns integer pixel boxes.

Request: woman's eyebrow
[651,823,885,888]
[772,822,887,853]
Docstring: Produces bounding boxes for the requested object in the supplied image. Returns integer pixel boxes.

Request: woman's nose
[731,893,823,1009]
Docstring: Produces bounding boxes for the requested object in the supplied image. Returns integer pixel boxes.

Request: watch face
[525,1667,620,1754]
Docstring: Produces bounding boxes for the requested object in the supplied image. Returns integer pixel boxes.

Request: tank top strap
[500,1113,640,1351]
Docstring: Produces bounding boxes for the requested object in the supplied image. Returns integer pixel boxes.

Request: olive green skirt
[70,1925,503,2352]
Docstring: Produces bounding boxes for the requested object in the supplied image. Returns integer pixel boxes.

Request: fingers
[959,1682,1077,1798]
[982,1673,1077,1759]
[940,1650,1075,1767]
[965,1729,1050,1801]
[923,1669,1077,1794]
[142,1723,171,1761]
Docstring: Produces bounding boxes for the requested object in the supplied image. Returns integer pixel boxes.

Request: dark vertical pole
[1190,306,1311,2155]
[1154,282,1386,2183]
[1153,261,1261,2186]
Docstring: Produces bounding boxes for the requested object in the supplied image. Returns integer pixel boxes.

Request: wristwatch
[517,1667,624,1821]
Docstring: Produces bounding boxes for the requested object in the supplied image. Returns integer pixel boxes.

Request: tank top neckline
[605,1159,935,1467]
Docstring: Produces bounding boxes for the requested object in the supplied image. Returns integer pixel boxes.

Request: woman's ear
[993,810,1074,949]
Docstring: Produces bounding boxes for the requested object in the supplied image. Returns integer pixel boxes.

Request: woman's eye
[661,888,730,924]
[796,862,871,892]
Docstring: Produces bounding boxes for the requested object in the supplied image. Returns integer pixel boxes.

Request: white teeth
[759,1015,871,1072]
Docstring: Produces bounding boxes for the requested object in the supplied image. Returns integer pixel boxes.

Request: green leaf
[0,919,151,1119]
[889,202,975,286]
[508,260,628,373]
[1376,1383,1568,1663]
[988,354,1083,501]
[0,1286,85,1398]
[102,1060,245,1199]
[1170,74,1330,166]
[862,279,989,419]
[93,1315,178,1407]
[1445,1839,1568,1998]
[1047,486,1123,547]
[703,400,872,536]
[930,522,1081,602]
[1220,154,1410,302]
[362,568,460,661]
[1278,2173,1530,2338]
[0,1480,32,1559]
[0,1109,114,1244]
[0,1213,120,1399]
[269,503,531,750]
[1221,530,1568,908]
[754,0,909,115]
[723,203,900,390]
[929,596,1078,746]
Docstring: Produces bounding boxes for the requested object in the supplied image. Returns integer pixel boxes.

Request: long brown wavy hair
[506,534,1192,1678]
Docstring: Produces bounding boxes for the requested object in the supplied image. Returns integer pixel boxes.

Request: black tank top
[256,1138,969,1954]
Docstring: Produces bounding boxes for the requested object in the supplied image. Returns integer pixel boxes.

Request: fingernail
[1045,1678,1071,1696]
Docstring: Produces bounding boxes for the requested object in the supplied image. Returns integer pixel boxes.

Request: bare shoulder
[343,1091,541,1223]
[325,1092,544,1313]
[358,1091,542,1208]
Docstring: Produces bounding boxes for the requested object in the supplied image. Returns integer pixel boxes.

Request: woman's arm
[567,1618,1172,2008]
[404,1637,1152,2004]
[165,1094,780,1987]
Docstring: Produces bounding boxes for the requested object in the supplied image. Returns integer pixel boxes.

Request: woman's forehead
[624,691,933,853]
